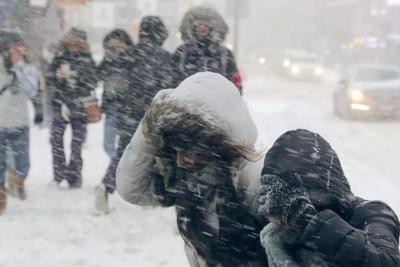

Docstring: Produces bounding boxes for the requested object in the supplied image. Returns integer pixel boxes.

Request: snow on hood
[142,72,260,199]
[179,7,228,43]
[142,71,258,173]
[170,72,257,147]
[139,16,168,46]
[262,129,355,213]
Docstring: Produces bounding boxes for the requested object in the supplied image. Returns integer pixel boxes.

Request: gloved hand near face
[258,171,316,231]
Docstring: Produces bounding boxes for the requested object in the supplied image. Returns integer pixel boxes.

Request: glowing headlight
[283,59,291,68]
[350,89,364,102]
[314,66,323,76]
[291,65,300,74]
[258,57,266,65]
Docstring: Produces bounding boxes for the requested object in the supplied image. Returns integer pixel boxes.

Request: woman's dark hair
[103,29,133,49]
[143,101,260,168]
[58,28,91,54]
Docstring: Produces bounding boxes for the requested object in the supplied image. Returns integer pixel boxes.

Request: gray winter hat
[179,6,228,43]
[0,29,25,52]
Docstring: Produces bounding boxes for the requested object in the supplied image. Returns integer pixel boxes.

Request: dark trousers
[102,120,138,193]
[50,112,87,187]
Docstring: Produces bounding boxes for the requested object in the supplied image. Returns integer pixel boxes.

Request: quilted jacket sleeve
[295,201,400,267]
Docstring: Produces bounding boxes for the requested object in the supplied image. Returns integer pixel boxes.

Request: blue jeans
[102,119,138,194]
[0,127,30,188]
[103,111,119,159]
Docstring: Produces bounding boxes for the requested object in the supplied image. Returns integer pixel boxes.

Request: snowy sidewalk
[2,75,400,266]
[1,122,187,267]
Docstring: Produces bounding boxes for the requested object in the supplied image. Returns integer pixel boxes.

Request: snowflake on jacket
[118,16,174,127]
[172,6,242,92]
[172,41,240,89]
[259,129,400,267]
[116,72,267,267]
[97,29,135,114]
[48,50,96,112]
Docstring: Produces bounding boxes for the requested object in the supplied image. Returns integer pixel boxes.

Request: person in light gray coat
[116,72,268,266]
[0,29,38,214]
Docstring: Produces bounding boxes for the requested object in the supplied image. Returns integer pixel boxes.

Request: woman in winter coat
[0,30,38,214]
[173,7,243,94]
[258,129,400,267]
[47,28,97,188]
[97,29,134,159]
[95,16,173,214]
[116,72,268,266]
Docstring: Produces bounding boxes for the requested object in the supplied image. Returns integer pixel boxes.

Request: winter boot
[94,184,110,214]
[0,188,7,215]
[5,169,16,194]
[6,171,26,200]
[14,177,26,200]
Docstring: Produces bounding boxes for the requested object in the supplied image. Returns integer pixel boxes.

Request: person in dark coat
[172,7,243,94]
[47,28,97,188]
[97,29,134,159]
[95,16,173,214]
[258,129,400,267]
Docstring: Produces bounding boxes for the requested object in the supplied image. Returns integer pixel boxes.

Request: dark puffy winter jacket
[47,49,97,115]
[97,29,134,114]
[172,40,242,92]
[118,16,173,128]
[97,52,134,114]
[262,129,400,267]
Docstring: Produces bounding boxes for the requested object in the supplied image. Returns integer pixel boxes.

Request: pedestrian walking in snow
[173,7,243,94]
[97,29,134,160]
[0,29,39,214]
[116,72,268,266]
[258,129,400,267]
[47,28,97,189]
[95,17,173,214]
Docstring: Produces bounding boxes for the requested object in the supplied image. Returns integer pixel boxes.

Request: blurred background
[3,0,400,67]
[1,1,400,266]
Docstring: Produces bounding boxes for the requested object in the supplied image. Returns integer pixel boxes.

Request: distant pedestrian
[97,29,134,159]
[173,7,243,93]
[47,28,97,189]
[95,17,173,214]
[0,29,39,214]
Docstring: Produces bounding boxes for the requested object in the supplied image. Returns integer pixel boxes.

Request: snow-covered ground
[1,74,399,267]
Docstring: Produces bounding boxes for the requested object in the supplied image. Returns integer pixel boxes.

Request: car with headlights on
[334,64,400,119]
[280,50,324,81]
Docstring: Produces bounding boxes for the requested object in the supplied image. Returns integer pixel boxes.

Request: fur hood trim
[143,72,258,151]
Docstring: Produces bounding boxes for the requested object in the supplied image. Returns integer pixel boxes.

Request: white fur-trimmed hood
[147,72,258,148]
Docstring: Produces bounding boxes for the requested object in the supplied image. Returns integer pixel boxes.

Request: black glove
[308,191,351,218]
[34,112,43,125]
[258,171,316,230]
